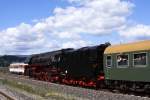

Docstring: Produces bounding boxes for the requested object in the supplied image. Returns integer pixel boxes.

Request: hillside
[0,55,29,67]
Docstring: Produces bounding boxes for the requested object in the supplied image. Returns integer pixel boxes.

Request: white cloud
[0,0,134,55]
[49,0,133,35]
[30,0,133,37]
[62,40,90,48]
[120,24,150,40]
[53,31,80,39]
[0,23,54,55]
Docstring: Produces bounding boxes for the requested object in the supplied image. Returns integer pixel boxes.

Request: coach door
[105,55,112,79]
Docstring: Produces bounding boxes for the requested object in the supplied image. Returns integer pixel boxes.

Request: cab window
[117,54,129,67]
[133,53,147,66]
[106,55,112,68]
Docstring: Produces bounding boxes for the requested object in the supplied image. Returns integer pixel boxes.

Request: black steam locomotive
[25,43,110,88]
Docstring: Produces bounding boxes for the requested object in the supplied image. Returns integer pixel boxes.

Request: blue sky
[131,0,150,24]
[0,0,150,55]
[0,0,67,29]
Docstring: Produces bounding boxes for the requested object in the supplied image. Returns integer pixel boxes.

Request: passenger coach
[9,63,28,74]
[104,40,150,91]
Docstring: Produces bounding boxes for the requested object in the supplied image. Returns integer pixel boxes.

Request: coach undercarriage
[106,80,150,93]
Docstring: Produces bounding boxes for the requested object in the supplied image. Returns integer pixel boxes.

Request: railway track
[0,91,14,100]
[109,89,150,99]
[2,73,150,100]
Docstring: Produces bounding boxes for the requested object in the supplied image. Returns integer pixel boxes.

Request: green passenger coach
[104,40,150,91]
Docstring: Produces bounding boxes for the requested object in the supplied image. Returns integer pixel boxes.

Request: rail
[0,91,14,100]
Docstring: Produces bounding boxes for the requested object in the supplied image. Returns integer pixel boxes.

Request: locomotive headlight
[65,70,68,74]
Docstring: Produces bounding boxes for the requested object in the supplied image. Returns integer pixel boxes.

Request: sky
[0,0,150,55]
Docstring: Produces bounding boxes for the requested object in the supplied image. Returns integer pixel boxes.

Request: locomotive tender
[22,40,150,91]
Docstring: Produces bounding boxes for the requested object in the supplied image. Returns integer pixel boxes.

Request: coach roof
[104,40,150,54]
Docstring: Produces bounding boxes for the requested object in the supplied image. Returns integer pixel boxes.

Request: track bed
[0,73,149,100]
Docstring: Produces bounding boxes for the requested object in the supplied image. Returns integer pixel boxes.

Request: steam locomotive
[24,43,110,88]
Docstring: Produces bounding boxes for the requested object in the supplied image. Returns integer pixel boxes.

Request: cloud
[0,23,54,55]
[62,40,91,48]
[120,24,150,40]
[30,0,133,37]
[49,0,133,35]
[0,0,134,55]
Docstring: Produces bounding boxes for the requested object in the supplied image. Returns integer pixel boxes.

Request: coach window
[106,55,112,68]
[117,54,129,67]
[133,53,147,67]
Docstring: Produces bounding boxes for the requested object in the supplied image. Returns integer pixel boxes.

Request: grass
[0,79,35,94]
[0,78,77,100]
